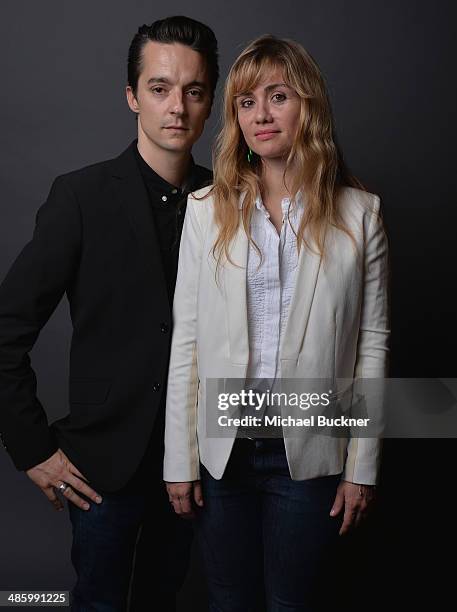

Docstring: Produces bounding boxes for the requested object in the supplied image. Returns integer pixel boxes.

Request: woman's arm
[353,194,390,380]
[342,194,390,485]
[164,195,205,485]
[331,194,389,534]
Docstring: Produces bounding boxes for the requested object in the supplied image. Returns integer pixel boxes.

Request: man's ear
[126,85,140,114]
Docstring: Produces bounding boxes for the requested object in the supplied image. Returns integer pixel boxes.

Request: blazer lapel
[223,193,325,366]
[109,142,168,309]
[224,198,249,366]
[280,230,325,360]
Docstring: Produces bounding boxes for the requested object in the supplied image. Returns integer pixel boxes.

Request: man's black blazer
[0,141,211,491]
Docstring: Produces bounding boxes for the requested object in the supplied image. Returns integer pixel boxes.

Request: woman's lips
[255,130,280,141]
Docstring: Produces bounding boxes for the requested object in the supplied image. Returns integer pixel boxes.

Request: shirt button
[161,195,168,202]
[152,382,161,392]
[171,189,178,194]
[160,323,169,333]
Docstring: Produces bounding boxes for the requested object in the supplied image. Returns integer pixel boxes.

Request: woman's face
[236,66,301,162]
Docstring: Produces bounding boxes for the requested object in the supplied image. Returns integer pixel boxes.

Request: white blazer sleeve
[343,195,390,485]
[163,196,203,482]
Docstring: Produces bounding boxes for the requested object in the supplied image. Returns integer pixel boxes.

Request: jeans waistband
[235,437,285,452]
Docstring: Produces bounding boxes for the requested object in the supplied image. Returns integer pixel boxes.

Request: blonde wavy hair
[210,35,365,267]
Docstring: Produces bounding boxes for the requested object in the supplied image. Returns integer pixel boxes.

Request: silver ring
[57,482,68,493]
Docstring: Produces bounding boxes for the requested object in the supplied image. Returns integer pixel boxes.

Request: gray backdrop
[1,0,456,609]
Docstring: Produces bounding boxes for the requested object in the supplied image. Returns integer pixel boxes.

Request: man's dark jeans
[68,443,193,612]
[195,438,343,612]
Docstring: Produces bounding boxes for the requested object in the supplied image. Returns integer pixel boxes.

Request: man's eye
[151,87,166,94]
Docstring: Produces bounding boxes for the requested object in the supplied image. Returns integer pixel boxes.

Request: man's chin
[160,140,195,153]
[143,133,196,154]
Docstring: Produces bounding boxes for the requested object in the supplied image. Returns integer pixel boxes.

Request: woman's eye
[272,93,286,103]
[240,99,254,108]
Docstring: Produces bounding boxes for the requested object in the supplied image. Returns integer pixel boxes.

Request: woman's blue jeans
[195,438,344,612]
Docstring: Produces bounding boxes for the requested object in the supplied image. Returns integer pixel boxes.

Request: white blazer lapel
[280,230,325,360]
[223,219,249,366]
[220,193,250,366]
[222,193,325,365]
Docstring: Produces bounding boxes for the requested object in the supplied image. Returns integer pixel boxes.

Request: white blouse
[245,192,304,387]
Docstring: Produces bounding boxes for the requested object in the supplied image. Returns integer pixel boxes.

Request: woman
[164,35,389,611]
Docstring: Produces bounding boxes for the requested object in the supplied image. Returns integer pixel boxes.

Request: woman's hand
[165,481,204,519]
[329,480,376,535]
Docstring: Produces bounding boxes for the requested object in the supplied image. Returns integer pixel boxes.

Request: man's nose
[170,90,186,116]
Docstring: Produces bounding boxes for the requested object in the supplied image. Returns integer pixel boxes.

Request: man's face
[126,41,212,154]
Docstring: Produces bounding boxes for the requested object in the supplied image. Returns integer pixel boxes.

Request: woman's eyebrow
[264,82,289,92]
[236,82,290,98]
[235,90,253,98]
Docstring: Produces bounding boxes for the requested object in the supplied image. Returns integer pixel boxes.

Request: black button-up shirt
[134,146,212,306]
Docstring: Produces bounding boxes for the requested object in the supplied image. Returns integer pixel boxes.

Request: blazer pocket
[69,378,111,405]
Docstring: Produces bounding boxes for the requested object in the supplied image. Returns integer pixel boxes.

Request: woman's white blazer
[164,186,389,485]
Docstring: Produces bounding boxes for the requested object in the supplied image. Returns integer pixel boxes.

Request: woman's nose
[255,100,273,123]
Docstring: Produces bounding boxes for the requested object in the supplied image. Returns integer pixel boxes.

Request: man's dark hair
[128,15,219,101]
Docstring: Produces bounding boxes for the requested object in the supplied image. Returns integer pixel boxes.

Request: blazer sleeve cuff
[163,460,201,483]
[3,425,59,472]
[342,438,382,485]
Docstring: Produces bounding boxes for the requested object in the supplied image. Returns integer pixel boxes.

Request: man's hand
[26,449,102,511]
[330,480,376,536]
[165,481,203,519]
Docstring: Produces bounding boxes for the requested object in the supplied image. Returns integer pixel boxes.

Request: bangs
[230,53,286,98]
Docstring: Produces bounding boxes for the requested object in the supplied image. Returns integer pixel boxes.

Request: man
[0,15,218,611]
